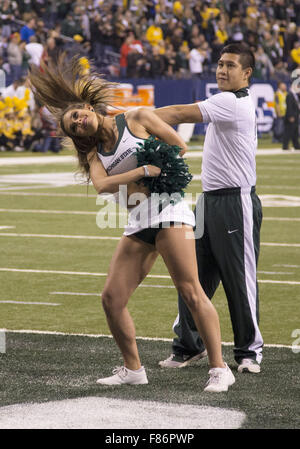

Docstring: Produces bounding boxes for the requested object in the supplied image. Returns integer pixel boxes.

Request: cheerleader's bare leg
[101,235,158,371]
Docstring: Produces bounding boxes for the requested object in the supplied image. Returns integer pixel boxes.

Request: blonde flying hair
[29,53,116,177]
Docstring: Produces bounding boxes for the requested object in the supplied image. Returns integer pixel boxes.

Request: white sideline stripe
[1,209,300,222]
[0,232,300,247]
[257,271,293,275]
[261,242,300,247]
[0,192,96,198]
[0,301,60,306]
[0,156,76,166]
[4,329,298,349]
[0,208,97,215]
[51,285,175,295]
[257,280,300,285]
[263,217,300,222]
[274,264,300,268]
[0,233,120,240]
[0,208,128,217]
[0,148,298,166]
[1,267,300,284]
[0,267,171,279]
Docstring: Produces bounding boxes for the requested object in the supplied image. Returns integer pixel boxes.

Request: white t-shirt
[189,48,204,74]
[25,42,44,66]
[198,88,257,191]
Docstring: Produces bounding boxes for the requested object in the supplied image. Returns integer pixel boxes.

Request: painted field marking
[0,232,300,247]
[5,329,299,349]
[263,217,300,221]
[50,284,176,296]
[274,264,300,268]
[0,233,120,240]
[1,267,300,285]
[0,192,96,198]
[0,300,60,306]
[1,148,295,167]
[0,397,246,430]
[0,208,127,216]
[261,242,300,248]
[1,209,300,223]
[0,156,76,166]
[0,267,171,279]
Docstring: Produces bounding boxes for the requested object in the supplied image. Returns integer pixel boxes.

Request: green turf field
[0,142,299,430]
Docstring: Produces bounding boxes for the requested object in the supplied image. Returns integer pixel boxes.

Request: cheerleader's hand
[143,165,161,177]
[179,144,188,156]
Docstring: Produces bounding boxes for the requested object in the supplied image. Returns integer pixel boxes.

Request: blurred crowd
[1,0,300,151]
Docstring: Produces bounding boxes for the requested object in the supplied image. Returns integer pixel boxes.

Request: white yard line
[0,156,76,166]
[263,217,300,222]
[1,208,300,222]
[4,328,298,349]
[0,192,96,198]
[0,208,127,216]
[0,232,120,240]
[0,148,299,166]
[261,242,300,247]
[0,232,300,247]
[274,264,300,268]
[0,301,60,306]
[0,267,299,284]
[0,267,171,279]
[50,284,176,295]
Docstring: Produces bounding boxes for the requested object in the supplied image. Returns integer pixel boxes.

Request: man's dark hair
[220,43,255,71]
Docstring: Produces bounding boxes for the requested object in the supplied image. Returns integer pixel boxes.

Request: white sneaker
[158,350,207,368]
[204,363,235,393]
[238,358,261,373]
[96,366,148,385]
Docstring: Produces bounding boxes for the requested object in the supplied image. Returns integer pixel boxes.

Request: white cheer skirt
[123,195,195,236]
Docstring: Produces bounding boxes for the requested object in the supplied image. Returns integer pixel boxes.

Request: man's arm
[153,103,203,126]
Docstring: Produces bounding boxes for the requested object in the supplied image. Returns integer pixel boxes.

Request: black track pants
[172,186,264,364]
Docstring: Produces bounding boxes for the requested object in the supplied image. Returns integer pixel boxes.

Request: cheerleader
[29,54,234,392]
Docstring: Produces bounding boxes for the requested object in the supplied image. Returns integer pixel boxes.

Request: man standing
[282,80,300,151]
[155,43,263,374]
[273,82,287,143]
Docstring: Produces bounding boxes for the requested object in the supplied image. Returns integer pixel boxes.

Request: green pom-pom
[135,136,193,198]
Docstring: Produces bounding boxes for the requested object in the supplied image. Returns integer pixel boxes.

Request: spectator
[175,41,190,78]
[2,78,24,98]
[271,60,290,84]
[0,0,15,39]
[61,12,82,38]
[273,82,287,143]
[126,45,145,78]
[290,41,300,69]
[163,43,177,78]
[20,17,36,44]
[189,37,205,78]
[188,24,202,49]
[262,31,282,66]
[7,33,23,82]
[145,17,164,47]
[253,45,274,79]
[33,106,60,153]
[25,36,44,68]
[282,81,300,150]
[34,19,48,45]
[170,26,184,52]
[149,45,165,78]
[215,20,228,45]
